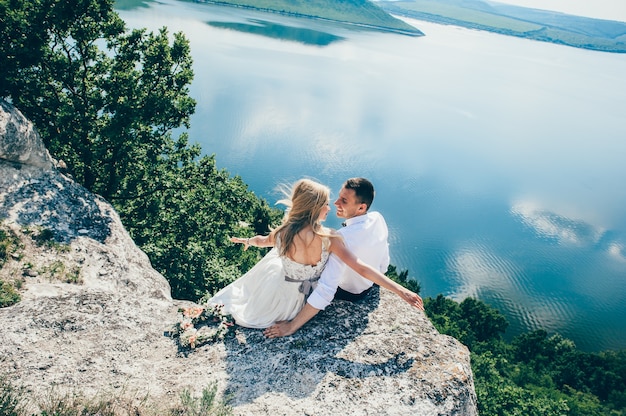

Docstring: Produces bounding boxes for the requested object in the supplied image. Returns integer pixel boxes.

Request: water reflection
[207,19,344,45]
[114,0,152,11]
[512,202,626,261]
[513,202,605,245]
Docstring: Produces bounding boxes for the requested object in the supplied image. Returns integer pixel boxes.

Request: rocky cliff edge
[0,100,477,415]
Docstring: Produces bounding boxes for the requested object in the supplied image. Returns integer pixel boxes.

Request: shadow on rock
[0,168,112,244]
[213,287,414,404]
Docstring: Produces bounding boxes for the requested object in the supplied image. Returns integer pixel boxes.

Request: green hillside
[192,0,423,35]
[378,0,626,52]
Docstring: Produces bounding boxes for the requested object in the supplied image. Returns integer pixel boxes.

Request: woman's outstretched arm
[230,234,274,250]
[329,236,424,311]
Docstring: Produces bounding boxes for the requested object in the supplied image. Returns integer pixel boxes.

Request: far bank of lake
[383,0,626,53]
[172,0,626,52]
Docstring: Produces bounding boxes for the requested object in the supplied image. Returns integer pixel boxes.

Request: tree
[424,294,507,350]
[460,297,508,345]
[472,351,570,416]
[423,295,626,415]
[0,0,281,299]
[1,0,195,202]
[385,264,421,294]
[119,143,280,299]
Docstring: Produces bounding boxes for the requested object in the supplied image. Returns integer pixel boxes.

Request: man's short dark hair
[344,177,375,210]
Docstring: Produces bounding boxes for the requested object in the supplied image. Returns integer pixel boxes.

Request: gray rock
[0,100,54,170]
[0,100,477,415]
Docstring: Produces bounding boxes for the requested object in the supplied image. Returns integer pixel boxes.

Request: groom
[264,177,393,338]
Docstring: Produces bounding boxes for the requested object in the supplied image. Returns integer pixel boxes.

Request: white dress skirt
[208,237,330,328]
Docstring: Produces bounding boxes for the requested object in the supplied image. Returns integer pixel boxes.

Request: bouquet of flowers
[170,303,235,349]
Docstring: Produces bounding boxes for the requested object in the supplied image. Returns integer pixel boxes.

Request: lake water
[117,0,626,352]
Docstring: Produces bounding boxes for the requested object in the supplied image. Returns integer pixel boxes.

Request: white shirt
[307,211,390,310]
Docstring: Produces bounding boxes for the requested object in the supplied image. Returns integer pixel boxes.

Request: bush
[0,376,25,416]
[0,226,20,267]
[172,383,232,416]
[0,281,21,308]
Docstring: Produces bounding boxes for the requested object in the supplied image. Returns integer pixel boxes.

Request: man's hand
[403,290,424,311]
[264,321,296,338]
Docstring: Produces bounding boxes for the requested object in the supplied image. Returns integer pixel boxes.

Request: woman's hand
[230,236,250,251]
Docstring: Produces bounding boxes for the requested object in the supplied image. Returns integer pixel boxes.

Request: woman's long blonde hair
[271,179,331,256]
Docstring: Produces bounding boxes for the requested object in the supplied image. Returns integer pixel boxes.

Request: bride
[208,178,423,329]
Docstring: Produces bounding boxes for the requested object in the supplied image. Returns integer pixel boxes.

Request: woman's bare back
[285,227,324,266]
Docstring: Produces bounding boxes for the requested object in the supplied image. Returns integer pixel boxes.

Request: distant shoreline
[378,1,626,54]
[188,0,424,37]
[184,0,625,52]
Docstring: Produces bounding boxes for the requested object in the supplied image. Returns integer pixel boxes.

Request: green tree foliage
[0,0,280,300]
[460,297,509,346]
[385,264,421,294]
[423,295,626,415]
[511,329,626,411]
[119,141,279,299]
[472,351,569,416]
[424,294,508,351]
[1,0,195,200]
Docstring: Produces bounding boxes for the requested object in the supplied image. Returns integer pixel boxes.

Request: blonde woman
[209,178,423,329]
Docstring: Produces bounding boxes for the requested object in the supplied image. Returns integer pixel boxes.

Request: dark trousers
[334,285,374,302]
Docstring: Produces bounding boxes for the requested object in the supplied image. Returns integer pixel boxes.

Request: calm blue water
[117,0,626,352]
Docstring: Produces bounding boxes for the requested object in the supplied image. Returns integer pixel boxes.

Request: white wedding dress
[208,236,331,328]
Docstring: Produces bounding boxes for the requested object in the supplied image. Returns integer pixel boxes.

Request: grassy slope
[196,0,423,35]
[378,0,626,52]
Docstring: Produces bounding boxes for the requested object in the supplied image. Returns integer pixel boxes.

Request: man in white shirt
[264,177,408,338]
[311,179,390,305]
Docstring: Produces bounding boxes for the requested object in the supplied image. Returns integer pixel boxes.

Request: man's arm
[330,237,424,310]
[264,303,320,338]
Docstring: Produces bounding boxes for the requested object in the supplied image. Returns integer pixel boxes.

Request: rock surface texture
[0,100,478,415]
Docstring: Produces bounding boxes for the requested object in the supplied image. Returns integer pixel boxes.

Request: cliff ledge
[0,100,477,415]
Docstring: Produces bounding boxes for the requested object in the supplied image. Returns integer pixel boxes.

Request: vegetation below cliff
[425,295,626,415]
[379,0,626,53]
